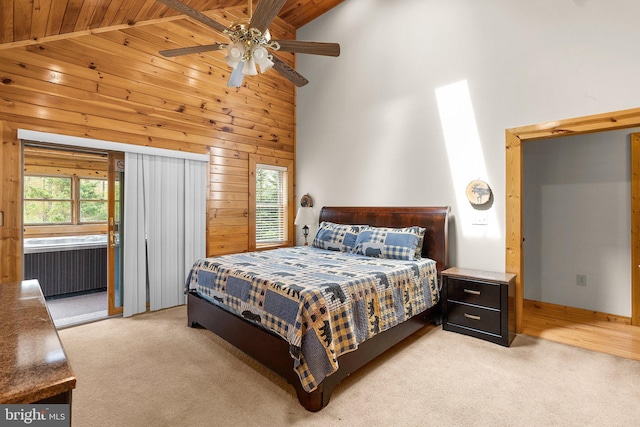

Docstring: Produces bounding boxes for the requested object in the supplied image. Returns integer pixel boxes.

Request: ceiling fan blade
[273,40,340,57]
[250,0,287,34]
[160,43,223,57]
[271,55,309,87]
[155,0,229,33]
[228,62,245,87]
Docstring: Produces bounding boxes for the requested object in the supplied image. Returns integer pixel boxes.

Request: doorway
[22,143,124,327]
[505,107,640,332]
[522,130,633,315]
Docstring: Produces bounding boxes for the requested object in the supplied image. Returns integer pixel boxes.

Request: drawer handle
[464,289,481,295]
[464,313,481,321]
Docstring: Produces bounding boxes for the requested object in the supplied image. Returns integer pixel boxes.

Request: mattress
[186,246,439,392]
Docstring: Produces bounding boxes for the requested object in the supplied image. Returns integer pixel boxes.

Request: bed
[186,206,450,411]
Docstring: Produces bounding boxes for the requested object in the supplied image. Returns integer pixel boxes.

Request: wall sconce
[295,194,315,245]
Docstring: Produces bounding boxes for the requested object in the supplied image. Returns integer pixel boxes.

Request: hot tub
[24,235,108,297]
[24,234,108,254]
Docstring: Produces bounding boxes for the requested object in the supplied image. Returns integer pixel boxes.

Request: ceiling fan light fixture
[225,42,246,69]
[252,46,274,73]
[243,57,258,76]
[155,0,338,87]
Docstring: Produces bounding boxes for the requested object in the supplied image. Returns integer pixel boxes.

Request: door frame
[107,152,124,315]
[506,107,640,332]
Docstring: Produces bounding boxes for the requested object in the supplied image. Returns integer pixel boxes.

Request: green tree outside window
[255,166,286,243]
[24,175,108,225]
[23,176,72,224]
[79,178,108,223]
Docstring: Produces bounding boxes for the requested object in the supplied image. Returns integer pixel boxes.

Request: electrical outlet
[472,211,488,225]
[576,274,587,287]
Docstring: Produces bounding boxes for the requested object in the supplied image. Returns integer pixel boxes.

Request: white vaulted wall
[295,0,640,289]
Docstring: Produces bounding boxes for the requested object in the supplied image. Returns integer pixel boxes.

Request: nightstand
[441,267,516,347]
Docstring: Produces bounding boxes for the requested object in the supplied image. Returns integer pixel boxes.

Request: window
[255,164,288,243]
[79,178,108,223]
[24,175,108,225]
[24,176,72,224]
[249,156,294,250]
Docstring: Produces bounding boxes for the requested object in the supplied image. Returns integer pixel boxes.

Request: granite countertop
[0,280,76,403]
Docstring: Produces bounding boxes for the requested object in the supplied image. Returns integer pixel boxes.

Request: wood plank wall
[23,145,109,178]
[0,9,297,284]
[0,122,21,283]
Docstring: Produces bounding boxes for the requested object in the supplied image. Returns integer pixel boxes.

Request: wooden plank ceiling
[0,0,344,262]
[0,0,345,46]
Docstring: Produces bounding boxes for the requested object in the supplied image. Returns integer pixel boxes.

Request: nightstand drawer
[447,278,501,309]
[446,302,501,335]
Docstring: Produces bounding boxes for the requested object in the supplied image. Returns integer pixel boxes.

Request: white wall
[295,0,640,272]
[523,129,635,316]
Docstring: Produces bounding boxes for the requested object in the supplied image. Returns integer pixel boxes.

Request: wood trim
[632,133,640,326]
[248,154,257,252]
[505,130,523,332]
[0,10,225,51]
[107,151,124,316]
[0,121,22,284]
[506,107,640,332]
[525,299,631,325]
[508,108,640,141]
[24,224,107,238]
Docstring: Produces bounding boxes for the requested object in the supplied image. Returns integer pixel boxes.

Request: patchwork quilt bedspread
[186,246,439,392]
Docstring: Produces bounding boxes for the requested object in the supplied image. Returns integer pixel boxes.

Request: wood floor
[522,299,640,361]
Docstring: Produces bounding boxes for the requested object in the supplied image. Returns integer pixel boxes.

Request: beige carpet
[58,305,640,427]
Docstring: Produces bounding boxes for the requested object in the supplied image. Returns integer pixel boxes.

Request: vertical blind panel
[123,153,207,317]
[123,153,148,318]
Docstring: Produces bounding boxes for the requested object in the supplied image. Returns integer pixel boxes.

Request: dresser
[0,280,76,405]
[441,267,516,346]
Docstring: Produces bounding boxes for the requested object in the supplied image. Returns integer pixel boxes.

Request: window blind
[255,164,288,244]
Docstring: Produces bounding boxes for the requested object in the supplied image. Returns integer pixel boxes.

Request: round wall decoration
[466,180,492,205]
[300,193,313,207]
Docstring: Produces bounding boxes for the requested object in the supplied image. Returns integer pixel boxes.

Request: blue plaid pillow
[353,226,423,260]
[312,222,367,252]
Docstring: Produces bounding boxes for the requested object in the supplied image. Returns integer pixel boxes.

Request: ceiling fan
[155,0,340,87]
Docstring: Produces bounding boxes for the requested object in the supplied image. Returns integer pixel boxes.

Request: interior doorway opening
[522,130,634,317]
[21,142,124,328]
[505,107,640,359]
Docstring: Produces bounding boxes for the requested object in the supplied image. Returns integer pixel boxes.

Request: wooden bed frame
[188,206,450,411]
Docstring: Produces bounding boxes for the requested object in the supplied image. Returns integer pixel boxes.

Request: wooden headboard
[318,206,450,277]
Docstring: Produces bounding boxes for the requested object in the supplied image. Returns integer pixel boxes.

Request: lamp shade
[225,42,245,69]
[252,46,274,73]
[294,207,315,226]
